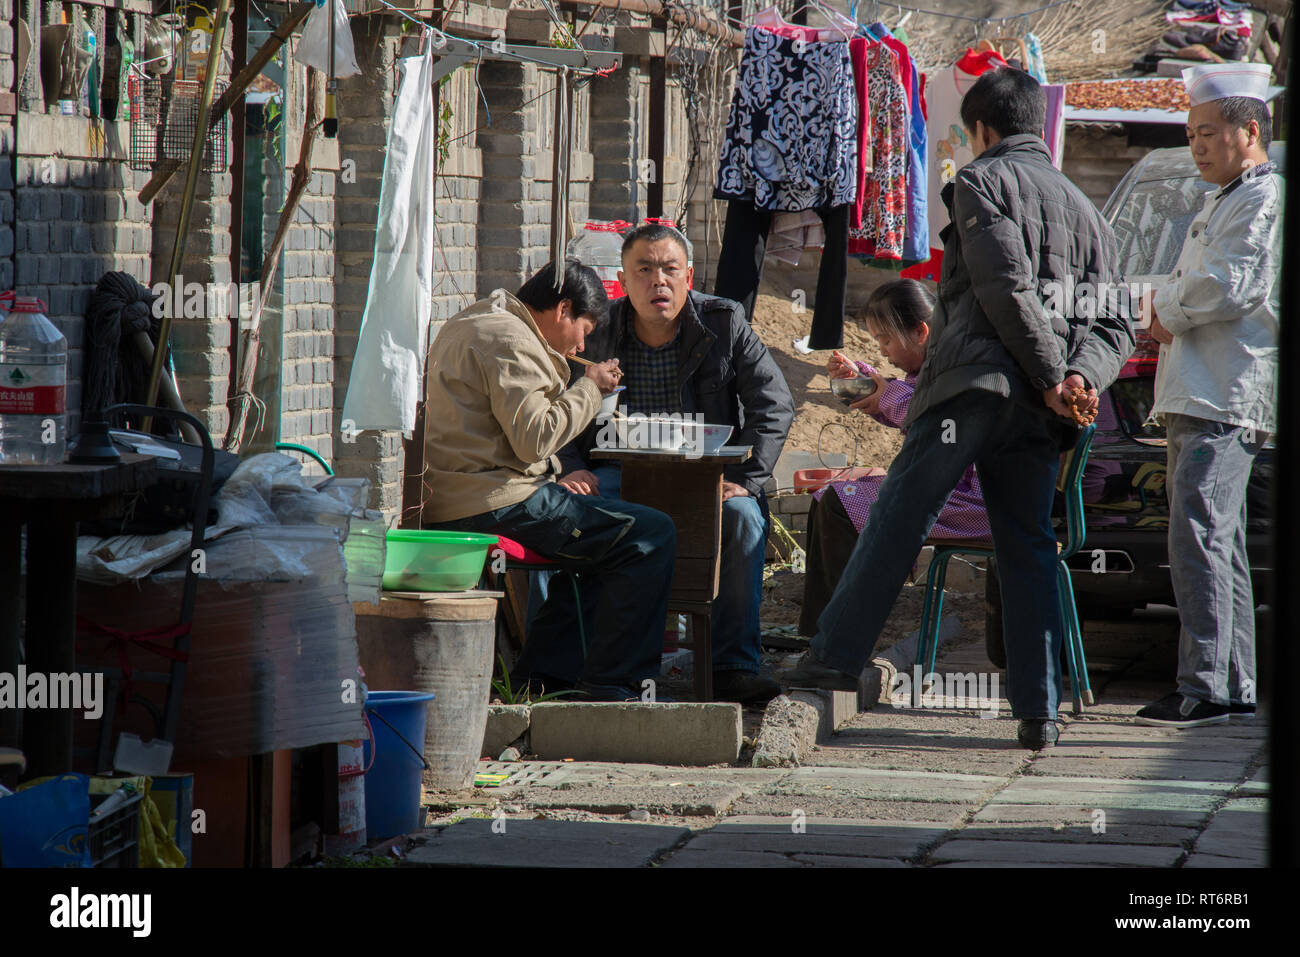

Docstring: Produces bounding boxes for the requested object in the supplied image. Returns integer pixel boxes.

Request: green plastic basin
[382,530,499,592]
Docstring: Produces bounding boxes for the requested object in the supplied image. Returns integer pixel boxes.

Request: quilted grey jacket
[905,134,1135,427]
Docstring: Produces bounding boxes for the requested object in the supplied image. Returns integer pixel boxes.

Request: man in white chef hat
[1137,62,1283,728]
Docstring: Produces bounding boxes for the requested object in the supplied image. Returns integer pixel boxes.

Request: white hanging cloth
[340,40,435,434]
[293,0,362,78]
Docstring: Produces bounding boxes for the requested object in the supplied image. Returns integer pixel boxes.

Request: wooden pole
[144,0,234,419]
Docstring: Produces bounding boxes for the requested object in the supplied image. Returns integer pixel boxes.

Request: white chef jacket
[1152,161,1283,435]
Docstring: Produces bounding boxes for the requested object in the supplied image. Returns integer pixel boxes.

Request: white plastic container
[0,294,67,464]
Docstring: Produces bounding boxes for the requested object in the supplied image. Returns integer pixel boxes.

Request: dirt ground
[751,286,905,473]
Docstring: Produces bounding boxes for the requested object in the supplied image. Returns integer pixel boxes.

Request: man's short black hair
[1217,96,1273,151]
[515,258,609,326]
[960,68,1047,141]
[620,222,693,264]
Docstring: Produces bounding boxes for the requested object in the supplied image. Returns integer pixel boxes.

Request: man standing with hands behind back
[1136,63,1283,728]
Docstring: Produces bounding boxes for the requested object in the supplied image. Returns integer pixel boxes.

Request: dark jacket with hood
[908,133,1135,431]
[558,290,794,496]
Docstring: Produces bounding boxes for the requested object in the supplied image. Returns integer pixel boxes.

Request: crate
[128,76,229,173]
[88,790,144,868]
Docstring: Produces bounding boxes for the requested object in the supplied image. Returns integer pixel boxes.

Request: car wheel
[985,559,1007,669]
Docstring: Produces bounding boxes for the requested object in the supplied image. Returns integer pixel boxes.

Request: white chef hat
[1181,63,1285,107]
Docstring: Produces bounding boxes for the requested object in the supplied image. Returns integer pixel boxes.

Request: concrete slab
[1183,852,1267,868]
[957,821,1198,846]
[1027,757,1249,781]
[1192,798,1267,861]
[481,704,530,757]
[970,803,1209,828]
[989,775,1233,812]
[752,695,820,767]
[683,817,946,859]
[658,848,807,868]
[529,702,743,766]
[516,783,744,817]
[728,793,971,824]
[927,838,1183,866]
[789,688,861,741]
[535,762,788,789]
[776,766,1006,804]
[404,819,690,867]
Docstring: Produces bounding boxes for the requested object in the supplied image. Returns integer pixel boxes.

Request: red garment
[850,36,872,229]
[848,41,908,260]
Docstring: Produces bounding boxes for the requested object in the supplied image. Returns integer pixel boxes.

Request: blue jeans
[434,482,676,688]
[812,391,1066,719]
[529,464,769,675]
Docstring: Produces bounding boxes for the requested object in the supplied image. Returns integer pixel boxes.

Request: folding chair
[916,425,1098,715]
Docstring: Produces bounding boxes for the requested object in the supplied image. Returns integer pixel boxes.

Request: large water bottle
[0,294,67,465]
[566,220,633,299]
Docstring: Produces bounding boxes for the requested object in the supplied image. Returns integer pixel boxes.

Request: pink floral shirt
[815,362,990,540]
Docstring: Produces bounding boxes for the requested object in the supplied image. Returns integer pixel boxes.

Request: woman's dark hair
[960,68,1046,140]
[862,279,935,343]
[515,258,609,325]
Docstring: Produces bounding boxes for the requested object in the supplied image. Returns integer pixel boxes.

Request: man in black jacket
[544,223,794,704]
[785,69,1135,748]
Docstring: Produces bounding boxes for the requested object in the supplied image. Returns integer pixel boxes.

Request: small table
[0,454,158,780]
[590,445,752,701]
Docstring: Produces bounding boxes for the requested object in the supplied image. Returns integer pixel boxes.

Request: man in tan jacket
[424,260,678,702]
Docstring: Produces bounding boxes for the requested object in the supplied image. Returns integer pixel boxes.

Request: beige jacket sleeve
[478,335,602,464]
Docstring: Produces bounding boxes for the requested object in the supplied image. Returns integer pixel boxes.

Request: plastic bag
[0,773,91,867]
[293,0,361,78]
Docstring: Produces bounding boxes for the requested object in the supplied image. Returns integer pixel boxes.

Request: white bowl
[599,386,626,417]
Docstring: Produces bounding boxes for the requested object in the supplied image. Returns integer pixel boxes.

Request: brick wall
[332,18,405,516]
[13,116,154,437]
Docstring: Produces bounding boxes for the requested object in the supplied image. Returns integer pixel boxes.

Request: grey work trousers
[1164,412,1266,707]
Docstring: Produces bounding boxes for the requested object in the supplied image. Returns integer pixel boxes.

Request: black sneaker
[1017,719,1060,750]
[781,649,859,692]
[712,670,782,705]
[1135,692,1229,728]
[1228,702,1257,720]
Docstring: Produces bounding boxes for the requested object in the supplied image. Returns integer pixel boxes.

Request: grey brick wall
[12,116,155,438]
[332,18,405,517]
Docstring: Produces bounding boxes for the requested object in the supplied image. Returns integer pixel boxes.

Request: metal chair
[916,424,1098,715]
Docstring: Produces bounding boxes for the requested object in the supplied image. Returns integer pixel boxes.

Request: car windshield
[1109,173,1215,278]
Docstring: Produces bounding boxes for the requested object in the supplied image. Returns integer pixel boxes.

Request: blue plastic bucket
[362,691,436,841]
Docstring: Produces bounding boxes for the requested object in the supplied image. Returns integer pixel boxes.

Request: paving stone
[682,817,946,859]
[404,819,690,868]
[728,793,971,824]
[789,854,909,867]
[752,694,820,767]
[480,704,530,758]
[928,838,1183,866]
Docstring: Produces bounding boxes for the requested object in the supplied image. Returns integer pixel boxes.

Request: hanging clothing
[1024,33,1047,82]
[1044,83,1066,170]
[869,21,929,262]
[714,201,850,350]
[767,210,826,266]
[340,43,436,433]
[715,28,858,212]
[847,40,908,260]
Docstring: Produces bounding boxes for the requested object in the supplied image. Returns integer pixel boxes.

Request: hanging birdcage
[127,74,228,173]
